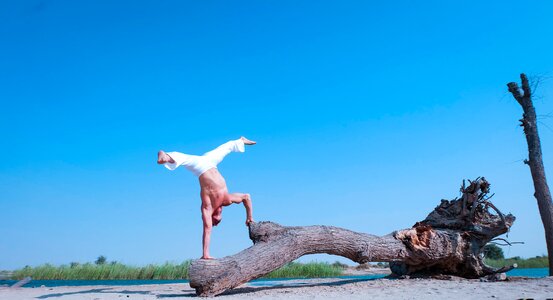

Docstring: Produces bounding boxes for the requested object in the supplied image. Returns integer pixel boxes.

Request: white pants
[164,138,245,176]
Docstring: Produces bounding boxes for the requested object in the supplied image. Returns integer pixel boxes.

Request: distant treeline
[0,270,12,280]
[9,260,344,280]
[485,255,548,269]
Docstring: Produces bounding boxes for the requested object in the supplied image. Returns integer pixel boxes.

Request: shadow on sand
[36,287,173,299]
[157,277,379,298]
[35,277,381,298]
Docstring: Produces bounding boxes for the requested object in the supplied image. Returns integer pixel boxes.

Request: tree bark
[189,178,515,296]
[508,73,553,276]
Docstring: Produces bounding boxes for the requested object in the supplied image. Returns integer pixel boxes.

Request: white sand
[1,277,552,299]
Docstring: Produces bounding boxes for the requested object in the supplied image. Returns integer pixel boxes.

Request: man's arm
[228,193,254,225]
[243,196,254,225]
[201,204,214,259]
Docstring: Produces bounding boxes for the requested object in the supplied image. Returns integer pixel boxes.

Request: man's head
[212,207,222,226]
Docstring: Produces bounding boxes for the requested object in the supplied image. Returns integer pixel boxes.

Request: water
[0,279,188,288]
[248,274,387,287]
[0,268,547,288]
[506,267,549,277]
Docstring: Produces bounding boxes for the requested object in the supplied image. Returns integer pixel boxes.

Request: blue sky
[1,1,553,270]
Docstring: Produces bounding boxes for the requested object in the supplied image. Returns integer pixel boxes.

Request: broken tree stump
[189,178,515,297]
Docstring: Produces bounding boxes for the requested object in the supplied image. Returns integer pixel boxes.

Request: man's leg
[203,137,255,166]
[159,151,208,175]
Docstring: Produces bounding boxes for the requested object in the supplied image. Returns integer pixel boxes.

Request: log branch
[490,237,524,246]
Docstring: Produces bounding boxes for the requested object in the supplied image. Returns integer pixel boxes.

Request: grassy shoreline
[485,256,548,269]
[11,262,191,280]
[7,256,547,280]
[9,261,344,280]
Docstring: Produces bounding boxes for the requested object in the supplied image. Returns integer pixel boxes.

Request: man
[157,136,256,259]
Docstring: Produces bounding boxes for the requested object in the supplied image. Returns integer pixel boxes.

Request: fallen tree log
[189,178,515,297]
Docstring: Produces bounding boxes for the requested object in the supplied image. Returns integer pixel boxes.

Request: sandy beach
[2,276,553,300]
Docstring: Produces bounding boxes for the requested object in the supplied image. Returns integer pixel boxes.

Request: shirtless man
[157,137,256,259]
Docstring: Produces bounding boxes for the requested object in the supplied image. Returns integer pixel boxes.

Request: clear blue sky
[1,1,553,270]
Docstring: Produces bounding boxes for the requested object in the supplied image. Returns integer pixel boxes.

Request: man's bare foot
[201,256,215,260]
[157,150,175,164]
[240,136,256,145]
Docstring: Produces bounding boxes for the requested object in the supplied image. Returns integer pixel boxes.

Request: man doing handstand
[157,137,256,259]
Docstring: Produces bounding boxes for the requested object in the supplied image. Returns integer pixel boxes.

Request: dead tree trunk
[189,178,515,297]
[508,73,553,275]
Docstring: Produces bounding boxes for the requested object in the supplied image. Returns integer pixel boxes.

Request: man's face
[212,207,222,226]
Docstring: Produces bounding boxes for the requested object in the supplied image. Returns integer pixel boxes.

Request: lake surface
[0,268,548,288]
[506,267,548,277]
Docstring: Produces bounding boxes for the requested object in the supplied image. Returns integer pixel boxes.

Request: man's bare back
[157,137,256,259]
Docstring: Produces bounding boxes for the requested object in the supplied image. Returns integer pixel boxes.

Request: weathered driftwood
[189,178,515,297]
[508,73,553,276]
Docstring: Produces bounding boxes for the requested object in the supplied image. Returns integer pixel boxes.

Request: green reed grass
[10,261,344,280]
[485,255,548,269]
[262,262,344,278]
[11,261,190,280]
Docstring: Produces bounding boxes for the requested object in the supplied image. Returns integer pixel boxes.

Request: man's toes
[241,136,256,145]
